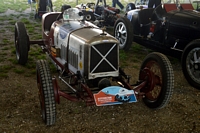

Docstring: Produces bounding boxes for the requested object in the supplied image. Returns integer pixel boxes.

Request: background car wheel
[114,17,133,51]
[126,3,136,12]
[139,52,174,109]
[181,40,200,89]
[84,12,95,21]
[36,60,56,125]
[15,22,29,65]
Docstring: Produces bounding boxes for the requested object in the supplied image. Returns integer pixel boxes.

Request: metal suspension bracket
[171,39,183,52]
[119,67,131,83]
[59,76,77,93]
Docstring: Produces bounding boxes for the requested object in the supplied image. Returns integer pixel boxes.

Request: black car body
[114,4,200,89]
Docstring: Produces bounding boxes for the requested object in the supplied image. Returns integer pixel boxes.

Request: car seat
[43,12,60,36]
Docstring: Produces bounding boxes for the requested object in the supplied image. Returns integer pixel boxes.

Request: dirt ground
[0,7,200,133]
[1,57,200,133]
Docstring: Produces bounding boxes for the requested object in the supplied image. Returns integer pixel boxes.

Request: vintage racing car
[126,0,149,12]
[75,2,96,21]
[125,0,200,12]
[114,2,200,89]
[75,0,121,27]
[14,8,174,125]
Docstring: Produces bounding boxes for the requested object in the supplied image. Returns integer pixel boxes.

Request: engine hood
[56,21,119,45]
[58,21,85,39]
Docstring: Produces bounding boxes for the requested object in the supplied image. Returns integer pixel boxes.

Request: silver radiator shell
[54,21,119,79]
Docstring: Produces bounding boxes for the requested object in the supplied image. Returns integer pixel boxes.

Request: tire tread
[37,60,56,125]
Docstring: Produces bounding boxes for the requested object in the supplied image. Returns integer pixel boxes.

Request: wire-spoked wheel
[139,52,174,109]
[114,17,133,51]
[36,60,56,125]
[181,40,200,89]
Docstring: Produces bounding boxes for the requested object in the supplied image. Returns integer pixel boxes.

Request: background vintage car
[114,0,200,89]
[125,0,200,11]
[75,0,121,27]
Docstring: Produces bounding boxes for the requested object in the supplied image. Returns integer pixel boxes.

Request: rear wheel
[126,3,136,12]
[181,40,200,89]
[36,60,56,125]
[15,22,29,65]
[139,52,174,109]
[114,17,133,51]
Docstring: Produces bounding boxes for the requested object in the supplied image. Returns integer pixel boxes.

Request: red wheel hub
[139,67,161,93]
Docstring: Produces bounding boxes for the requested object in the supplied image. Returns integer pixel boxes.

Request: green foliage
[49,62,57,73]
[0,29,5,33]
[13,68,25,74]
[0,51,7,56]
[8,58,18,64]
[1,46,9,50]
[119,50,127,60]
[9,19,17,25]
[2,39,10,44]
[25,61,36,69]
[0,57,5,62]
[36,55,46,60]
[0,5,7,13]
[20,18,30,25]
[0,73,9,78]
[11,48,16,55]
[0,65,13,73]
[0,16,7,21]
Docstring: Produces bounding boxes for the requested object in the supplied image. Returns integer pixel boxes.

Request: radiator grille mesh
[90,43,118,73]
[68,49,78,69]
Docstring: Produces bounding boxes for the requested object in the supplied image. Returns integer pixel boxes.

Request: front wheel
[15,22,29,65]
[181,40,200,89]
[36,60,56,125]
[139,52,174,109]
[114,17,133,51]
